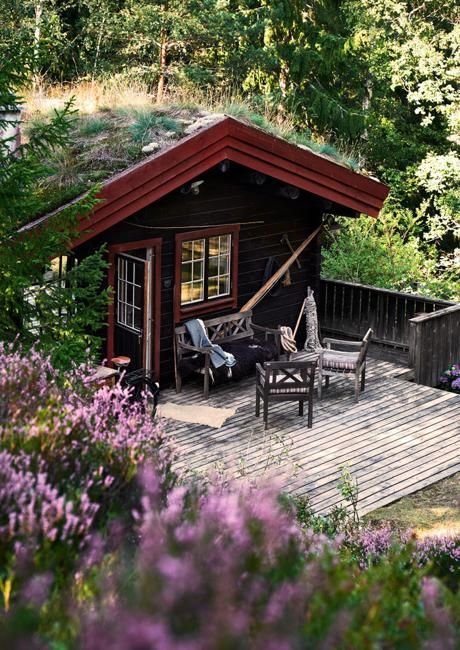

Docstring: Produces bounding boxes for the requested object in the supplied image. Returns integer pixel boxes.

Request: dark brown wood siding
[76,165,323,383]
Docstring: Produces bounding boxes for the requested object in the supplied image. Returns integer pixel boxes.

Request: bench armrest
[177,342,212,355]
[255,362,265,377]
[253,323,280,335]
[323,338,362,350]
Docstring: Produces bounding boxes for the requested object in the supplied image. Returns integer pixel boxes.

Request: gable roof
[23,115,389,247]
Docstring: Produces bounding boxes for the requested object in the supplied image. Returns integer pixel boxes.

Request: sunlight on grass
[23,80,358,168]
[366,472,460,538]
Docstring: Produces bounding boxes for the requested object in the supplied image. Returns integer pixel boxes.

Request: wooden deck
[159,353,460,515]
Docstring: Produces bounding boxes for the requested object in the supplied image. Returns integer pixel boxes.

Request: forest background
[2,0,459,301]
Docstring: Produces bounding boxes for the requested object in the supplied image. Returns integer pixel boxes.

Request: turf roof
[25,102,365,219]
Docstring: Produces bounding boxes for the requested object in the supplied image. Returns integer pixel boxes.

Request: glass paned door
[114,253,148,370]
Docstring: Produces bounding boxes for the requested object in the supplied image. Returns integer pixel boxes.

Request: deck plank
[160,354,460,515]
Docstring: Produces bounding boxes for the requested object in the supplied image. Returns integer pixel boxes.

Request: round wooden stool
[111,356,131,372]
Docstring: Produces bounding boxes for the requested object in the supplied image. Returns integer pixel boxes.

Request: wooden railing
[408,304,460,386]
[319,278,455,349]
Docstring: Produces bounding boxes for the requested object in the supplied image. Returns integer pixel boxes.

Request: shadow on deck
[159,350,460,516]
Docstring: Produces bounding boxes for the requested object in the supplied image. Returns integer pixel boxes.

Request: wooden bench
[174,311,281,398]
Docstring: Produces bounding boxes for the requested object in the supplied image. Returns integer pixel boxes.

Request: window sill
[175,295,237,323]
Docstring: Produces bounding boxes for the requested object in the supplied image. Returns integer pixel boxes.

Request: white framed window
[180,234,232,306]
[175,226,239,321]
[207,234,231,299]
[117,256,143,332]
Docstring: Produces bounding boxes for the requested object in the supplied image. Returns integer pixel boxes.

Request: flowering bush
[1,345,459,648]
[438,363,460,393]
[350,526,460,590]
[74,470,457,650]
[0,344,174,589]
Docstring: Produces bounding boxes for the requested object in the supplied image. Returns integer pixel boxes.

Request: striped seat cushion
[322,352,359,371]
[260,372,309,393]
[270,386,309,394]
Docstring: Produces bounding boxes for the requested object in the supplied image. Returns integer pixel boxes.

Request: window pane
[220,235,230,253]
[182,241,193,262]
[208,256,218,277]
[219,256,229,275]
[126,260,133,284]
[208,236,219,256]
[179,231,234,310]
[181,283,192,304]
[126,305,134,327]
[208,277,219,298]
[181,262,192,283]
[134,284,143,308]
[193,239,205,259]
[193,261,204,281]
[192,281,204,301]
[219,275,230,296]
[134,307,143,331]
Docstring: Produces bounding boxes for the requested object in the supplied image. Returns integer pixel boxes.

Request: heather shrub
[0,345,174,593]
[350,526,460,591]
[1,345,459,648]
[75,469,456,650]
[439,364,460,393]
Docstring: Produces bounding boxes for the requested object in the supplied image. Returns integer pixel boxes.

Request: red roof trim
[70,116,388,248]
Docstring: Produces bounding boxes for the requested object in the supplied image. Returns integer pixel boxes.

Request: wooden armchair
[255,357,317,430]
[317,328,372,403]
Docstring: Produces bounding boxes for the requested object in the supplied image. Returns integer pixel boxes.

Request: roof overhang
[24,116,390,248]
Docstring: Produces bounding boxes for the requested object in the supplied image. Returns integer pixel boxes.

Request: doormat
[159,402,237,428]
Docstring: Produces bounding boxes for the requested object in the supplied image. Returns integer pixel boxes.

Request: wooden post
[241,225,322,313]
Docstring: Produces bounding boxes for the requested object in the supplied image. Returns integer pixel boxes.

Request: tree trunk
[93,12,107,79]
[33,0,43,92]
[156,30,167,103]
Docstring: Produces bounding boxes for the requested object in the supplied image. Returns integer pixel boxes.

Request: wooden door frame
[108,238,162,378]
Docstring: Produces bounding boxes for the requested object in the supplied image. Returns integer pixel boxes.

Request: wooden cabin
[31,116,389,384]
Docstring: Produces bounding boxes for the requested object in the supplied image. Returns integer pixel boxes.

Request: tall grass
[23,79,358,168]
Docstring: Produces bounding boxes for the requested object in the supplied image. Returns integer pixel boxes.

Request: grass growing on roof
[77,115,111,137]
[128,109,183,144]
[21,80,365,217]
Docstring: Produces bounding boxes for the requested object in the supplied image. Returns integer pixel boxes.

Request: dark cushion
[220,338,278,381]
[178,337,277,385]
[178,353,203,380]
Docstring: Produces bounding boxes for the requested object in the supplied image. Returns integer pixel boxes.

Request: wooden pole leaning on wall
[241,224,322,313]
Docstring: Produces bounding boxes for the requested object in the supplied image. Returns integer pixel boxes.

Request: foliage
[29,250,109,369]
[348,525,460,592]
[1,350,460,647]
[438,364,460,394]
[128,109,182,144]
[0,345,174,594]
[0,51,110,367]
[6,1,457,301]
[4,469,459,649]
[321,215,428,291]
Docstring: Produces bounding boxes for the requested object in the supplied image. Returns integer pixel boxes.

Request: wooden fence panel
[409,305,460,386]
[319,279,455,349]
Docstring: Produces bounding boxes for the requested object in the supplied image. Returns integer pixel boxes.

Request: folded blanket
[185,318,236,369]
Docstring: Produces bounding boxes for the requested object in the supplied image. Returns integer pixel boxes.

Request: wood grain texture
[320,278,456,350]
[160,352,460,516]
[67,116,388,247]
[77,166,323,382]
